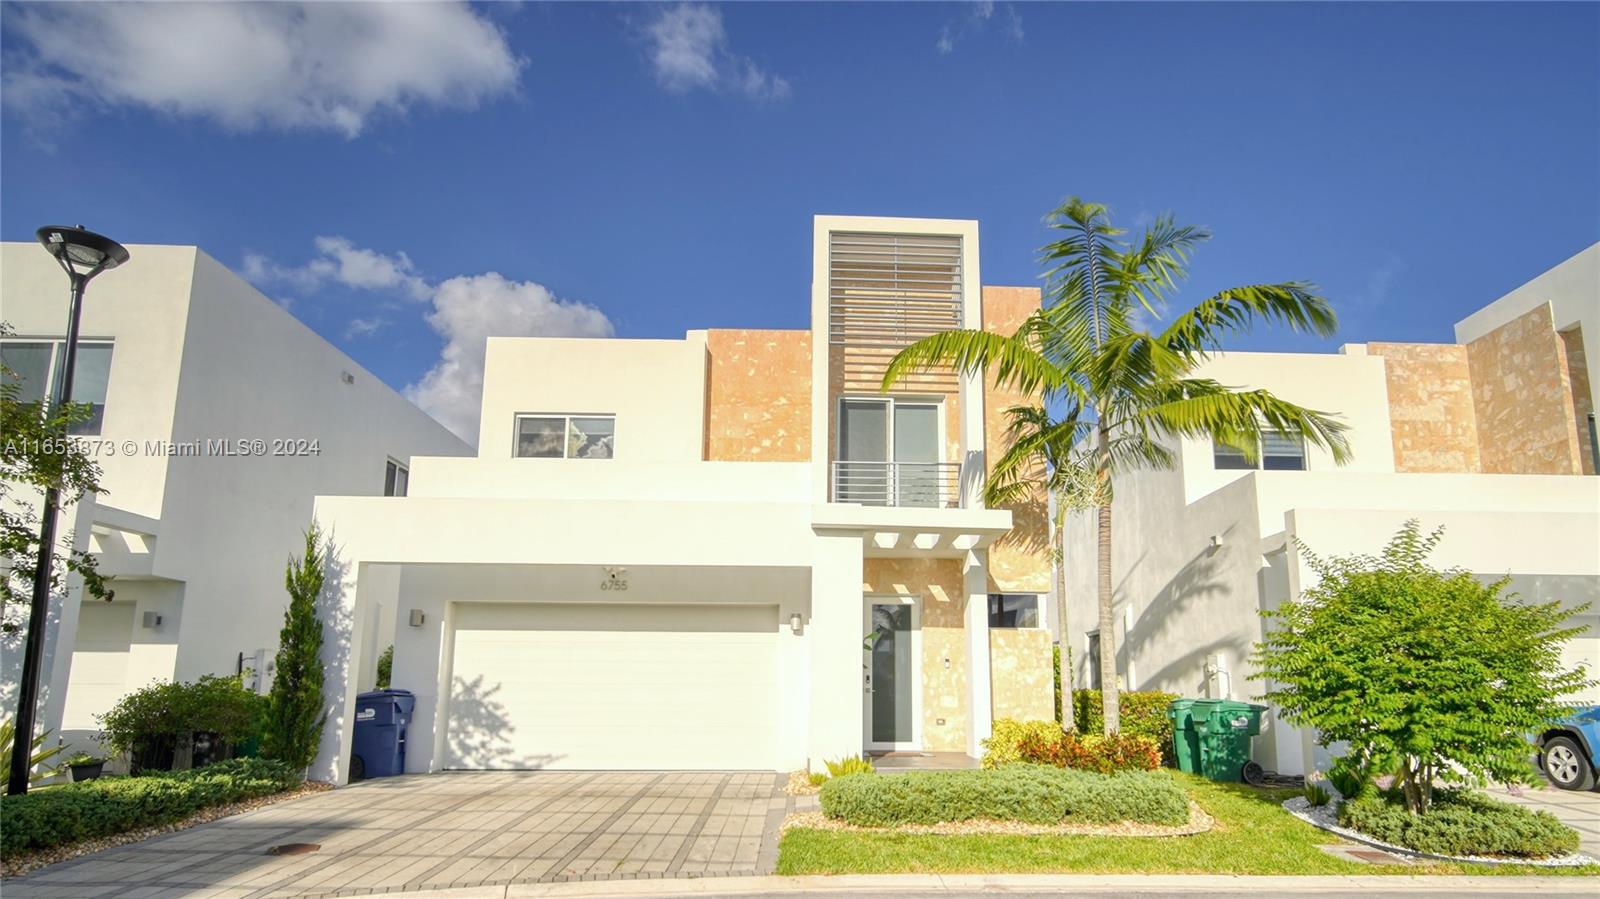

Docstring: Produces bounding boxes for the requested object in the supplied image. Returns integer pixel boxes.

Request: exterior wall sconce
[408,610,426,627]
[141,612,163,629]
[789,613,802,635]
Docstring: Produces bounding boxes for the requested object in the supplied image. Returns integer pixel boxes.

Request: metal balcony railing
[831,461,961,508]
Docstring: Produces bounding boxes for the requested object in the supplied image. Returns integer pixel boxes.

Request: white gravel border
[1282,796,1598,868]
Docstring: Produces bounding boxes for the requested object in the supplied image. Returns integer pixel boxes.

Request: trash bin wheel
[350,755,366,782]
[1242,760,1265,785]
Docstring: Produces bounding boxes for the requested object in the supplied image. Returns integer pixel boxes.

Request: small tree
[262,525,328,771]
[375,645,393,690]
[1253,521,1592,814]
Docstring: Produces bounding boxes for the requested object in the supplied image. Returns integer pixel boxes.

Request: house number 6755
[601,567,629,591]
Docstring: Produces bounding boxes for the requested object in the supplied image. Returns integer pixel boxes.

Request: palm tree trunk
[1055,507,1075,733]
[1096,499,1120,735]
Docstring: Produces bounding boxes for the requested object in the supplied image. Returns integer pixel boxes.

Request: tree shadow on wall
[446,674,531,769]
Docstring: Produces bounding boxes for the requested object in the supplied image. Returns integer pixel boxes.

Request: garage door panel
[446,602,779,770]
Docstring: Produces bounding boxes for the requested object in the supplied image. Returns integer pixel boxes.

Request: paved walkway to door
[4,771,788,898]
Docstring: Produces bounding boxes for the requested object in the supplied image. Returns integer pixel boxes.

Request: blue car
[1536,705,1600,791]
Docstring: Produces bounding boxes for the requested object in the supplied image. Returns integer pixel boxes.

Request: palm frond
[881,327,1067,395]
[1160,283,1338,359]
[1134,378,1352,464]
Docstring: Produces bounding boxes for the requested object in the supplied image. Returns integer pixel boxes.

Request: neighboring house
[1063,243,1600,777]
[311,216,1055,783]
[0,243,469,760]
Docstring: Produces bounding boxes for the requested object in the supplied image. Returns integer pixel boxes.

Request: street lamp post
[6,226,129,796]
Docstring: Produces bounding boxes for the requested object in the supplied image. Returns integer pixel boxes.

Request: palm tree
[884,198,1350,735]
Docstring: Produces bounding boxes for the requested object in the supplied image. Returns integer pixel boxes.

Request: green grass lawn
[776,772,1598,876]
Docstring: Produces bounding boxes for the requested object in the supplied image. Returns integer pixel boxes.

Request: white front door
[445,602,780,770]
[863,596,920,751]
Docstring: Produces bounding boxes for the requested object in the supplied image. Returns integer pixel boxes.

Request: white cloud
[244,238,615,443]
[641,4,790,101]
[937,1,1023,54]
[245,237,432,300]
[3,2,522,138]
[406,274,615,442]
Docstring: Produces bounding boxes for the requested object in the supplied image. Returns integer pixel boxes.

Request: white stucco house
[1064,243,1600,777]
[310,216,1061,783]
[1,242,469,759]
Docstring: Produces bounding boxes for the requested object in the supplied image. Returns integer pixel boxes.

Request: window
[515,414,615,459]
[988,594,1040,628]
[1084,631,1102,690]
[384,460,409,497]
[0,339,114,435]
[1212,430,1306,471]
[837,397,944,505]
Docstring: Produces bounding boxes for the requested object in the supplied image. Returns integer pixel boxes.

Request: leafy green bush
[97,675,263,771]
[1327,759,1370,800]
[0,758,302,858]
[1255,522,1592,814]
[823,756,874,778]
[819,765,1188,827]
[1337,790,1578,859]
[983,718,1160,772]
[1072,690,1177,755]
[376,644,394,690]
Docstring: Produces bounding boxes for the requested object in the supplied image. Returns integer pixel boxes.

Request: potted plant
[66,752,106,782]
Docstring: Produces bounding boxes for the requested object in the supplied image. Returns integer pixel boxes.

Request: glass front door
[865,599,918,749]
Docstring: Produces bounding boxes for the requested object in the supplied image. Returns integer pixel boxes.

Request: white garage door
[445,602,780,770]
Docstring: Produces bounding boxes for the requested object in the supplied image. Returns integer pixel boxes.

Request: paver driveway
[5,770,787,898]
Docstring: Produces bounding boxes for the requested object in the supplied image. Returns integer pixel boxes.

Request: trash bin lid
[357,688,414,702]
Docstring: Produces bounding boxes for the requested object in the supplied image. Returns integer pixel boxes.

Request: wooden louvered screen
[828,231,963,392]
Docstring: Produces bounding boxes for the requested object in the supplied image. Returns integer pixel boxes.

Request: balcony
[831,461,961,508]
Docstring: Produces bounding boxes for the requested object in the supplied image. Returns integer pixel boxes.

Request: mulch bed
[1,780,332,880]
[781,799,1214,837]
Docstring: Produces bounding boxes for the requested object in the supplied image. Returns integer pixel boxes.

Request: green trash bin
[1194,701,1268,782]
[1167,698,1219,774]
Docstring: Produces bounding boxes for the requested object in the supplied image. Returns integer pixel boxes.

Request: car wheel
[350,755,367,782]
[1542,736,1595,791]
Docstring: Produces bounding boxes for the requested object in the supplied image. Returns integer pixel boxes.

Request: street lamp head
[36,225,129,280]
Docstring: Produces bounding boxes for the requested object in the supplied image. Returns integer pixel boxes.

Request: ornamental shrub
[819,765,1188,827]
[0,758,302,858]
[1254,521,1592,814]
[97,675,264,771]
[822,756,875,778]
[262,526,329,771]
[1072,689,1177,760]
[983,718,1160,773]
[1338,790,1578,859]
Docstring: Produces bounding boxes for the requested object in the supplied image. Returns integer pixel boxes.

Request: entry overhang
[812,503,1013,558]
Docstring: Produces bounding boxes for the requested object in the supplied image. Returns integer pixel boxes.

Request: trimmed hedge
[819,764,1189,827]
[0,758,302,858]
[1337,790,1579,859]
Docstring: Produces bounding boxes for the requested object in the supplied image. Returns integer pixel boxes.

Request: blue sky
[3,1,1597,439]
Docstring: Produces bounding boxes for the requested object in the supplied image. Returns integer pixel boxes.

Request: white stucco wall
[476,334,709,461]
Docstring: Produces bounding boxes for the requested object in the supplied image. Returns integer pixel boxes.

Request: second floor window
[0,339,114,435]
[515,414,616,459]
[384,459,409,497]
[1213,430,1306,471]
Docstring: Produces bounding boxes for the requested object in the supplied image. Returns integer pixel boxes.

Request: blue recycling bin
[350,689,414,781]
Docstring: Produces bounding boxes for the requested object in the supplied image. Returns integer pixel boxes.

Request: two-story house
[1063,243,1600,778]
[310,216,1056,782]
[1,242,469,760]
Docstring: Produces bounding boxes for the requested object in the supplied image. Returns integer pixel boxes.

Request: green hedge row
[1338,791,1579,859]
[0,758,302,858]
[819,764,1189,827]
[1070,689,1177,747]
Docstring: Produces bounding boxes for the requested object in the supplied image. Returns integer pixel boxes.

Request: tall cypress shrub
[262,525,327,771]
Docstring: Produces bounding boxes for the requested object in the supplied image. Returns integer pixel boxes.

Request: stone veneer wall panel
[989,628,1055,722]
[1559,326,1596,475]
[704,330,811,461]
[1367,342,1482,473]
[862,558,968,752]
[1466,304,1584,474]
[982,286,1052,593]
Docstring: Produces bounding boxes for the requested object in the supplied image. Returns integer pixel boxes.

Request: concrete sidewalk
[316,874,1600,897]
